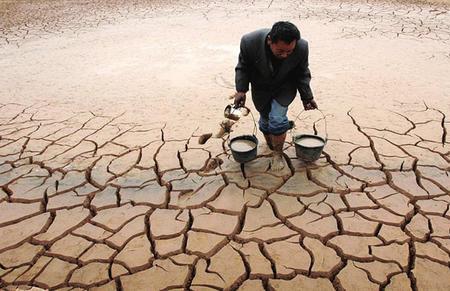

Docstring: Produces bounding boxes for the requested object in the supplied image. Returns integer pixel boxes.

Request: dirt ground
[0,0,449,290]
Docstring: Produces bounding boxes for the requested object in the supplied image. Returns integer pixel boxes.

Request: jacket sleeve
[235,36,250,93]
[296,41,314,101]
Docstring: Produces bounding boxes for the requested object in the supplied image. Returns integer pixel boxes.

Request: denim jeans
[258,99,289,135]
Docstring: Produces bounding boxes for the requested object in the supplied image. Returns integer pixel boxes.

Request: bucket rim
[292,133,327,148]
[229,134,258,153]
[229,134,259,143]
[228,134,258,153]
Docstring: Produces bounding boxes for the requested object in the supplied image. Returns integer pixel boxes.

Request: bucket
[229,135,258,163]
[228,106,259,163]
[292,109,328,162]
[293,134,326,162]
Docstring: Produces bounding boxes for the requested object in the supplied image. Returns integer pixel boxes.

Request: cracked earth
[0,0,449,290]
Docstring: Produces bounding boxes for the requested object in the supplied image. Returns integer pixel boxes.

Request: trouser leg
[258,107,273,150]
[267,99,290,135]
[267,99,289,171]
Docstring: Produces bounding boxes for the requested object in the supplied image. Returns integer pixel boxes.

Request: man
[233,21,318,171]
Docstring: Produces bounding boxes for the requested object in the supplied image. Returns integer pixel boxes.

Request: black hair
[268,21,300,43]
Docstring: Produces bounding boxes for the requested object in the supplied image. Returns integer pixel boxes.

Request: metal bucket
[228,106,259,163]
[229,135,258,163]
[291,109,328,162]
[224,104,242,121]
[293,134,326,162]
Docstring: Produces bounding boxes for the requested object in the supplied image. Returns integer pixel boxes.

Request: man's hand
[233,92,246,107]
[302,99,318,111]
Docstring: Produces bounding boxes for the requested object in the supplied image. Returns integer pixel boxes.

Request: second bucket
[291,109,327,162]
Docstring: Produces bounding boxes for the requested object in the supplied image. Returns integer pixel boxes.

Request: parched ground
[0,0,449,290]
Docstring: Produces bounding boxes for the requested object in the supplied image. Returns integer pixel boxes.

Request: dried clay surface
[0,0,449,290]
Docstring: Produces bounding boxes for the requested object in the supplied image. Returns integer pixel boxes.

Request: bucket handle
[243,106,258,137]
[291,109,328,140]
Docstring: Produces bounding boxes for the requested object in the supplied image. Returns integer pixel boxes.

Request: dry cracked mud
[0,0,449,290]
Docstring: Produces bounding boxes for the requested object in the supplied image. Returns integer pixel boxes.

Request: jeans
[258,99,289,135]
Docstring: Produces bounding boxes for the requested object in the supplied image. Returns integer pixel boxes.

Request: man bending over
[233,21,318,171]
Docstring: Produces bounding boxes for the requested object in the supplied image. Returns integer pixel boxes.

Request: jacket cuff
[300,95,314,102]
[236,84,249,93]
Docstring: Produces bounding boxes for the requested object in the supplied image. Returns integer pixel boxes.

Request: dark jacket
[235,28,314,114]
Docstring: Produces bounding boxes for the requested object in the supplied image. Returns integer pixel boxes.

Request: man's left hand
[303,99,318,110]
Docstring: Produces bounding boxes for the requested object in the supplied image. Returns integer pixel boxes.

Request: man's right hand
[233,92,246,107]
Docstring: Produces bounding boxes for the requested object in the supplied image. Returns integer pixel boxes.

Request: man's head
[267,21,301,59]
